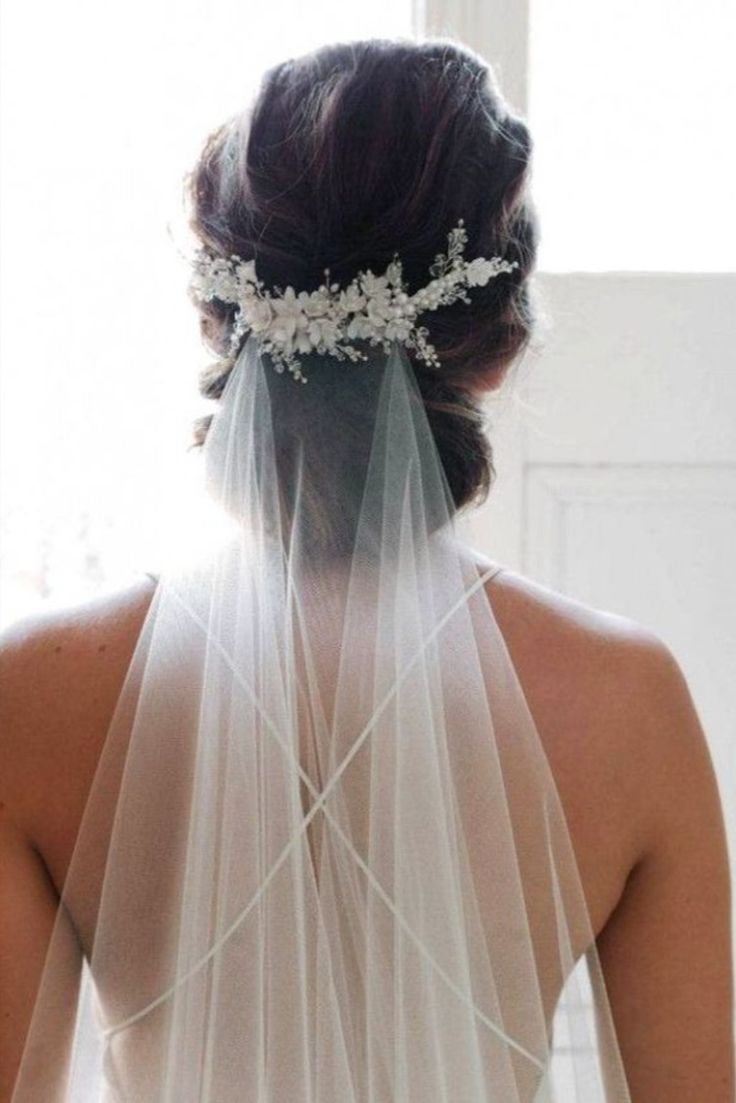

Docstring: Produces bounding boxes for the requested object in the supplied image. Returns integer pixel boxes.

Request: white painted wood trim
[524,462,736,584]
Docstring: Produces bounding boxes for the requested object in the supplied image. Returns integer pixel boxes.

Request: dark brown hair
[185,37,539,513]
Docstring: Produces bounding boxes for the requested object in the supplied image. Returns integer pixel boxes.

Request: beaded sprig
[189,221,519,383]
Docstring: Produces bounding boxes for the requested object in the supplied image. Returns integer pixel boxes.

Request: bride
[1,36,733,1102]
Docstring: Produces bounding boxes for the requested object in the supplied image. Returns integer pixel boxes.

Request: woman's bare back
[1,562,732,1100]
[0,566,634,940]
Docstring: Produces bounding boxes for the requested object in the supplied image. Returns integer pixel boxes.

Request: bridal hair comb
[189,220,519,383]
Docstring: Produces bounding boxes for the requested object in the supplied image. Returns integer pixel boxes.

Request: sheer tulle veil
[12,334,633,1101]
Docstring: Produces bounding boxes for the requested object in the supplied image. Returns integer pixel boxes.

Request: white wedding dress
[12,337,632,1101]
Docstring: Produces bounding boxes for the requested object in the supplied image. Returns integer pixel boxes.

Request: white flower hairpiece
[189,220,519,383]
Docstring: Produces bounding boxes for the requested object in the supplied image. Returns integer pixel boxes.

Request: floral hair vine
[189,220,519,383]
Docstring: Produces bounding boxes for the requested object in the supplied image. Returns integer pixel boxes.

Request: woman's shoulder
[478,556,689,775]
[473,552,681,705]
[0,575,158,853]
[0,574,158,689]
[479,558,710,883]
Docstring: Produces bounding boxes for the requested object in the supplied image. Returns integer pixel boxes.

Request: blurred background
[1,0,735,1083]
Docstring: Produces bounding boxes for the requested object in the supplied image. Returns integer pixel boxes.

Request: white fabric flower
[307,316,340,348]
[360,271,390,297]
[269,287,311,351]
[465,258,498,288]
[298,288,331,318]
[346,314,379,341]
[196,261,240,304]
[241,296,273,334]
[384,317,414,342]
[366,297,393,327]
[338,284,367,315]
